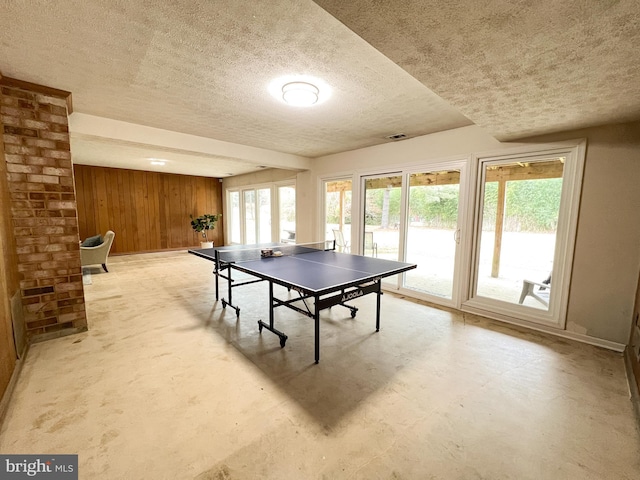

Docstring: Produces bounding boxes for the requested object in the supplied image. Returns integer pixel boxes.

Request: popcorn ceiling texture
[0,1,470,158]
[313,0,640,141]
[0,0,638,172]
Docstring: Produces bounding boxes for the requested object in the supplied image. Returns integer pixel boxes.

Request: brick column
[1,79,87,339]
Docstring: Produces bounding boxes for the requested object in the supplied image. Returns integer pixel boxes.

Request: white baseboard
[623,347,640,428]
[461,304,626,352]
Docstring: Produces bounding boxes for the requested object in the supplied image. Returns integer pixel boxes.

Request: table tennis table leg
[213,267,219,301]
[375,279,382,332]
[257,281,288,348]
[314,298,320,364]
[220,265,241,316]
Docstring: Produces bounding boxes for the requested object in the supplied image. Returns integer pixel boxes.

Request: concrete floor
[1,250,639,479]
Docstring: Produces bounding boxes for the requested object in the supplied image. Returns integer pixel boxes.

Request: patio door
[243,188,271,244]
[463,142,585,329]
[323,178,352,248]
[227,186,275,245]
[362,173,404,288]
[471,156,563,311]
[227,183,296,246]
[277,185,296,243]
[405,167,463,301]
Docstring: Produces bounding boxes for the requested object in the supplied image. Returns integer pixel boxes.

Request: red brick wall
[1,82,87,338]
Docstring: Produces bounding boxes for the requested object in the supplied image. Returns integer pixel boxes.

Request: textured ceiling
[1,0,638,177]
[315,0,640,141]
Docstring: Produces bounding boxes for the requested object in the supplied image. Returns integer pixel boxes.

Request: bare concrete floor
[1,251,639,479]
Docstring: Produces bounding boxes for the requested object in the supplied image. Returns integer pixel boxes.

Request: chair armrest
[519,279,550,306]
[80,245,104,251]
[522,279,550,289]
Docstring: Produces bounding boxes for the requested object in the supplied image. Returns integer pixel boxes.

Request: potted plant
[190,214,221,248]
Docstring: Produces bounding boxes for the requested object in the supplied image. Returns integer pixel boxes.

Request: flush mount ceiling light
[269,76,330,107]
[282,82,319,107]
[149,158,166,166]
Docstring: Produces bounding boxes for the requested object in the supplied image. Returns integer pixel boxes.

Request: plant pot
[200,241,214,248]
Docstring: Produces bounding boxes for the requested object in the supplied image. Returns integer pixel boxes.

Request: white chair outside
[332,229,350,253]
[518,277,550,307]
[364,231,378,257]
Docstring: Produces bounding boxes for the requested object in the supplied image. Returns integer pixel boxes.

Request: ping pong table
[189,242,416,363]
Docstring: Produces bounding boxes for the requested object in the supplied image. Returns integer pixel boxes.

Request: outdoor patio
[328,225,553,309]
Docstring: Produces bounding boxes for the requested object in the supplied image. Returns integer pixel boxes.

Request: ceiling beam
[68,113,313,171]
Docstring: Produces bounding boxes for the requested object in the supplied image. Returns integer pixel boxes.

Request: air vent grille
[386,133,407,141]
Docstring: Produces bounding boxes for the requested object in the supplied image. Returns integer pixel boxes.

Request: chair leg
[519,281,533,304]
[102,263,109,273]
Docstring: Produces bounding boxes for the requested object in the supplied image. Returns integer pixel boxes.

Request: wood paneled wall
[74,165,223,254]
[0,114,19,411]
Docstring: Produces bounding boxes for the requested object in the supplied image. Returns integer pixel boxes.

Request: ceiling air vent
[386,133,407,141]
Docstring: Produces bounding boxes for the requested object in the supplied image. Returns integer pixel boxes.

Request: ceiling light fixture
[269,76,331,106]
[149,158,166,166]
[282,82,319,107]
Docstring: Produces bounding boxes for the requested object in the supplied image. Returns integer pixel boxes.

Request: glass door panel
[324,179,352,249]
[473,158,564,310]
[363,174,403,287]
[244,190,256,244]
[229,191,241,244]
[405,170,460,299]
[258,188,271,243]
[278,185,296,243]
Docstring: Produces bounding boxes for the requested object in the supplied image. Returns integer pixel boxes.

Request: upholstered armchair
[80,230,115,272]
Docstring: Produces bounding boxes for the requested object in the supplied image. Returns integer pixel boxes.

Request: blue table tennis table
[189,242,416,363]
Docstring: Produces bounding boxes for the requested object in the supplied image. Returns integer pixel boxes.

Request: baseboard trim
[461,305,626,352]
[623,346,640,430]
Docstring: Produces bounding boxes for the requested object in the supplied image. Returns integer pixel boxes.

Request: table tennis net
[215,241,335,263]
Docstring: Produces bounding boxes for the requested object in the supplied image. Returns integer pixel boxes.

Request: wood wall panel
[74,165,223,254]
[0,118,19,407]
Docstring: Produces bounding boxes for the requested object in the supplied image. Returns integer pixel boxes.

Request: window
[226,182,295,246]
[318,141,584,328]
[278,185,296,243]
[464,141,586,328]
[405,169,462,300]
[323,178,352,248]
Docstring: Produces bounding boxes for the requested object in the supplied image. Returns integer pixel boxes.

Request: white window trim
[397,159,470,308]
[461,139,587,330]
[225,179,296,245]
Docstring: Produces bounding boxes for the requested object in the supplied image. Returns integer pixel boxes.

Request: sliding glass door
[319,141,583,327]
[363,174,403,287]
[243,190,257,244]
[405,169,462,300]
[324,178,352,251]
[227,182,296,246]
[471,157,564,309]
[243,188,271,244]
[229,191,241,244]
[278,185,296,243]
[465,142,585,328]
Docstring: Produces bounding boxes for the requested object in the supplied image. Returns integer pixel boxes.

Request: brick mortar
[2,84,87,337]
